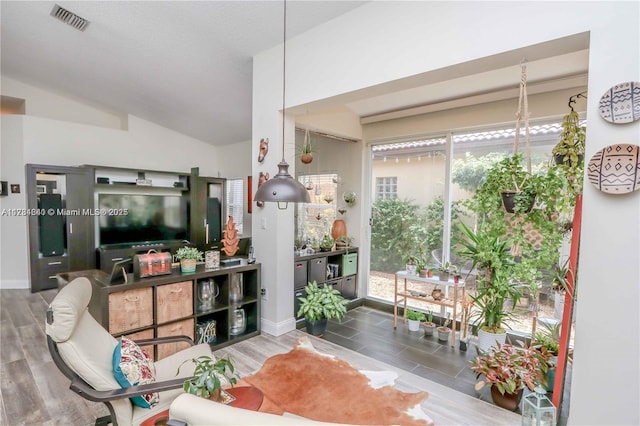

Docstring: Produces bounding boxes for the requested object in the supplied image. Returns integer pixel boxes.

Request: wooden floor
[0,289,520,425]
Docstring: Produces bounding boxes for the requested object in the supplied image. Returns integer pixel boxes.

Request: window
[225,178,244,235]
[375,177,397,200]
[296,173,337,245]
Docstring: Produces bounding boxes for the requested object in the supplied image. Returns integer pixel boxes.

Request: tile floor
[317,305,571,425]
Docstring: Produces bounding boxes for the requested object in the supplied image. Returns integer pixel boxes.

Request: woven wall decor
[598,81,640,124]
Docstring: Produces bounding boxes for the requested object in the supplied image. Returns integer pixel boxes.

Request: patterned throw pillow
[112,336,159,408]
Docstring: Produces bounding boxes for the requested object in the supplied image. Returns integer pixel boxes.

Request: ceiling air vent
[50,4,89,31]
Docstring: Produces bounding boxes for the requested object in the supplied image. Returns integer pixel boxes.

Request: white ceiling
[1,1,589,146]
[0,1,367,145]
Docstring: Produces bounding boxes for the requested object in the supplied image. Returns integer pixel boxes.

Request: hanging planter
[301,129,314,164]
[343,192,356,207]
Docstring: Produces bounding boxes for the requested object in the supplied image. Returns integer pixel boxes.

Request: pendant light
[253,0,310,210]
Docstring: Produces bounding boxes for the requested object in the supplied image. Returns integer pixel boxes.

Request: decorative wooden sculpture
[258,138,269,163]
[221,216,240,256]
[256,172,270,208]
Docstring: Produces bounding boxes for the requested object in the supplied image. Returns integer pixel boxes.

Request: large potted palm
[456,222,521,352]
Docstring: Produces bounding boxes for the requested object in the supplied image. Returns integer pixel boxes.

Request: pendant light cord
[281,0,287,163]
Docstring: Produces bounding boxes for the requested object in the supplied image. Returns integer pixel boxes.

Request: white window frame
[225,178,244,235]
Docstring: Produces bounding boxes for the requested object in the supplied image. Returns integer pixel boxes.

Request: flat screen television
[98,194,188,247]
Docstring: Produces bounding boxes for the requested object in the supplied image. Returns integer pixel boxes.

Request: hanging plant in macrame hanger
[301,128,313,164]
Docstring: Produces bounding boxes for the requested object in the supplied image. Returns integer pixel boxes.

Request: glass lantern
[522,386,556,426]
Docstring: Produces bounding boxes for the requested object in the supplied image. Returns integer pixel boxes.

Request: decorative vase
[490,387,523,411]
[477,328,507,353]
[180,258,197,273]
[331,219,347,241]
[423,322,436,336]
[305,318,327,336]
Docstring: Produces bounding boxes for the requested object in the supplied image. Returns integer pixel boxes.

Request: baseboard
[0,279,29,289]
[260,317,296,337]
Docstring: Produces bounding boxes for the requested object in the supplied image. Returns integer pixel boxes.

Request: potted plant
[469,342,552,411]
[422,310,436,336]
[437,314,451,342]
[297,281,348,336]
[455,222,521,352]
[405,308,425,332]
[404,254,419,276]
[532,321,561,391]
[300,128,313,164]
[319,234,335,252]
[438,261,453,282]
[175,246,204,273]
[552,109,585,195]
[177,355,239,401]
[335,235,353,249]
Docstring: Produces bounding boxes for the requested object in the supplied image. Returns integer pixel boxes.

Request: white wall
[1,76,125,130]
[253,2,639,424]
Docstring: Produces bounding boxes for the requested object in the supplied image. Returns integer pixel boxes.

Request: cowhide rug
[241,337,434,426]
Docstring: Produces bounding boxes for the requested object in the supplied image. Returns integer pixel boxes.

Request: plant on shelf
[551,257,574,298]
[404,254,419,276]
[532,321,562,391]
[177,355,239,401]
[319,234,335,252]
[405,308,425,332]
[297,281,348,336]
[175,246,204,273]
[437,260,455,281]
[552,108,585,196]
[335,235,353,249]
[469,342,552,411]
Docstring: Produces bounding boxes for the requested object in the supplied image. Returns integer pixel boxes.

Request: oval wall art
[587,144,640,194]
[598,81,640,124]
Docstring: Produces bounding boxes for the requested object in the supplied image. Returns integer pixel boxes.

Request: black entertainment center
[26,163,228,291]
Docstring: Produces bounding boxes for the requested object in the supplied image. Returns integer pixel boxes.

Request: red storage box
[133,250,173,278]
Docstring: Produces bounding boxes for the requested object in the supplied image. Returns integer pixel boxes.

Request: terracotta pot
[419,269,428,278]
[331,219,347,241]
[490,386,522,411]
[301,153,313,164]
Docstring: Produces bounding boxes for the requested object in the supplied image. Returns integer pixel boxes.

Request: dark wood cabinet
[189,172,226,252]
[26,164,95,292]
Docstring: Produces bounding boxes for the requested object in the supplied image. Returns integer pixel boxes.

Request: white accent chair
[45,277,212,426]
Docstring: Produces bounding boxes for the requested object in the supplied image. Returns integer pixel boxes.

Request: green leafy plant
[296,281,348,322]
[456,222,521,333]
[320,234,335,250]
[424,309,433,324]
[469,342,551,395]
[175,246,204,261]
[532,321,561,356]
[552,110,585,195]
[405,309,426,321]
[177,355,238,399]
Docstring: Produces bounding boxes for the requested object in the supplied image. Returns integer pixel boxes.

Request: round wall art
[587,144,640,194]
[598,81,640,124]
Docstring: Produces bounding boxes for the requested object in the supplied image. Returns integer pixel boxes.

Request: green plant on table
[177,355,238,399]
[175,246,204,261]
[532,321,561,356]
[297,281,348,322]
[469,342,551,395]
[405,309,426,322]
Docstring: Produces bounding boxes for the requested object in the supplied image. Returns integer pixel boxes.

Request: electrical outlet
[261,288,267,300]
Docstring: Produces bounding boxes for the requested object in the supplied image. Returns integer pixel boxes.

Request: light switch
[261,217,267,229]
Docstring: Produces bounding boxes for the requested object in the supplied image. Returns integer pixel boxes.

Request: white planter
[554,293,565,320]
[477,328,507,352]
[407,319,420,332]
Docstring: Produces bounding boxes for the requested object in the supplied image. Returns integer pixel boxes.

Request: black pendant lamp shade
[253,0,310,210]
[254,160,310,209]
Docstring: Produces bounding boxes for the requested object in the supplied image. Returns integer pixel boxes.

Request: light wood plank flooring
[0,289,520,425]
